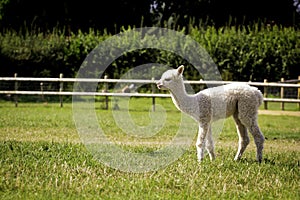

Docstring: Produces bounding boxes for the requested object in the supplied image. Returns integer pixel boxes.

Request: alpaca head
[157,65,184,90]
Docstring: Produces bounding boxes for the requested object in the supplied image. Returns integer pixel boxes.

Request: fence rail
[1,77,300,87]
[0,75,300,110]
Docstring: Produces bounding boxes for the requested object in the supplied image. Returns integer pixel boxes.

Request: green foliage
[0,28,109,77]
[190,24,300,81]
[0,24,299,81]
[0,0,9,20]
[0,0,153,32]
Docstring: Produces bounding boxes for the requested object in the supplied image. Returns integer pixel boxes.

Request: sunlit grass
[0,99,299,199]
[260,101,300,111]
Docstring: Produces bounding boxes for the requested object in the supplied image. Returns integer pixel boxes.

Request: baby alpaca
[157,65,265,162]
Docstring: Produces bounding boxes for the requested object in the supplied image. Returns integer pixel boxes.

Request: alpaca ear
[177,65,184,75]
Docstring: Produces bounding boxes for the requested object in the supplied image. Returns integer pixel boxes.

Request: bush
[0,28,109,77]
[0,24,299,81]
[190,24,300,81]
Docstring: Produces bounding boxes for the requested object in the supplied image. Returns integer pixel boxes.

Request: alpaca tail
[255,89,264,106]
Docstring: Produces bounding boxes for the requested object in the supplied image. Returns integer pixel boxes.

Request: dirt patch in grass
[259,110,300,116]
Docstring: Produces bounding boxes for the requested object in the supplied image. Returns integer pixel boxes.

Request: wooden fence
[0,74,300,111]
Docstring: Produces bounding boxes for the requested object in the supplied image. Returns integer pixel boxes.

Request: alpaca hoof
[197,156,204,163]
[234,156,241,161]
[209,154,216,161]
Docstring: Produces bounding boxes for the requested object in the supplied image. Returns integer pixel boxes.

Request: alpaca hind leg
[248,122,265,163]
[239,114,265,162]
[196,124,209,162]
[233,112,250,161]
[205,126,215,161]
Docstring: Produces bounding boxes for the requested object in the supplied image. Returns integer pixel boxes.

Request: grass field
[0,98,299,199]
[261,101,300,112]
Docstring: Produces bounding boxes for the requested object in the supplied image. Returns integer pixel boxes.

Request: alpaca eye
[165,78,172,81]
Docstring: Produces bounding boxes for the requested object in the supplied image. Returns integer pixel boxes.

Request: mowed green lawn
[0,98,299,199]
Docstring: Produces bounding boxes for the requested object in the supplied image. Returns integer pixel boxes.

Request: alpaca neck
[169,80,195,114]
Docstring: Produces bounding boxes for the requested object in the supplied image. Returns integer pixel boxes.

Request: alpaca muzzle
[156,81,164,89]
[157,84,162,89]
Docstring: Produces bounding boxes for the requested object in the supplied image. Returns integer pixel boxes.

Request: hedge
[190,24,300,81]
[0,25,299,81]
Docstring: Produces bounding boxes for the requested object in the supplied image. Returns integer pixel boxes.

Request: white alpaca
[157,65,265,162]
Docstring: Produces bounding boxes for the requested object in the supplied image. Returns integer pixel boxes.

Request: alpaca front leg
[195,124,209,162]
[205,126,215,161]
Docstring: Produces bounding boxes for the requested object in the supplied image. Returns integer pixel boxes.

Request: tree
[150,0,297,28]
[0,0,153,32]
[0,0,297,32]
[150,0,212,28]
[0,0,10,20]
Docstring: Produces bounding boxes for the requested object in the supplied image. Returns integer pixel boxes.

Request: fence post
[40,82,44,102]
[298,76,300,111]
[263,79,268,110]
[14,73,18,107]
[59,73,63,107]
[280,78,284,110]
[151,77,156,112]
[104,75,109,110]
